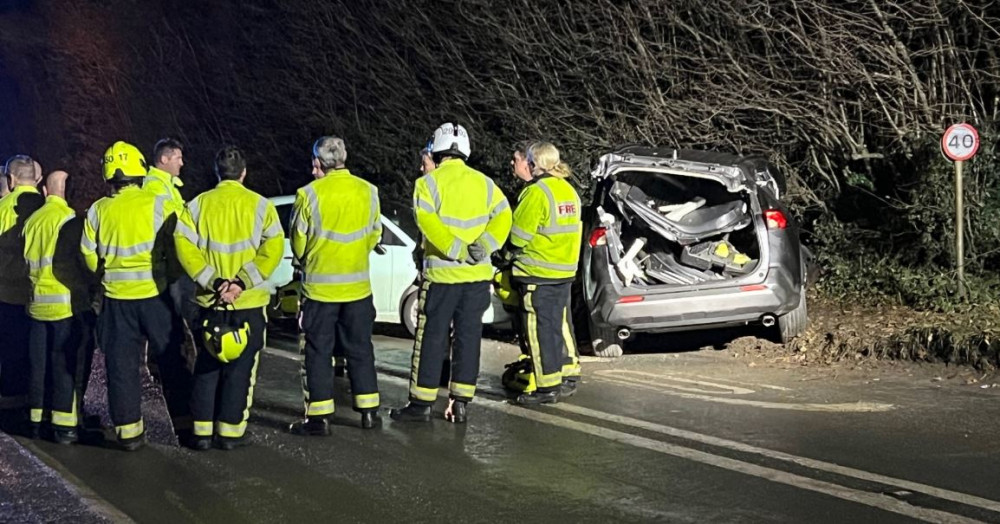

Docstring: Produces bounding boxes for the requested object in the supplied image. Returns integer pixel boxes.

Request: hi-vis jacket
[23,195,94,321]
[142,167,185,205]
[509,175,582,282]
[291,168,381,303]
[175,180,284,310]
[413,158,511,283]
[0,186,45,305]
[82,185,180,300]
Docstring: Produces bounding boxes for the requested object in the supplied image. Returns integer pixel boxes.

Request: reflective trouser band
[410,384,438,403]
[217,420,247,438]
[307,399,335,416]
[562,305,580,377]
[116,420,145,440]
[194,421,213,437]
[353,393,380,410]
[30,408,43,423]
[51,409,77,428]
[449,382,476,400]
[524,286,562,389]
[562,363,582,378]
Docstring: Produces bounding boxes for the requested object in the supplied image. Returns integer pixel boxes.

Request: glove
[466,241,488,264]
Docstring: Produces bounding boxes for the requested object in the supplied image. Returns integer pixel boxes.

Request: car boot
[215,432,252,451]
[559,379,579,399]
[188,435,213,451]
[360,411,381,429]
[50,426,78,445]
[445,399,467,424]
[515,389,560,406]
[288,416,331,436]
[389,403,432,422]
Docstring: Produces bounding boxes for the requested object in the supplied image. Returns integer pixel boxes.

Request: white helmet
[430,122,471,160]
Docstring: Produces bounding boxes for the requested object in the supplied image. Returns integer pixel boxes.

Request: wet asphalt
[6,325,1000,523]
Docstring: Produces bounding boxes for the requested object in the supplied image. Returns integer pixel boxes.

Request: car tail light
[617,295,644,304]
[740,284,767,292]
[764,209,787,230]
[589,227,608,247]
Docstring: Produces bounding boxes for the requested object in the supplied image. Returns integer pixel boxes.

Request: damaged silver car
[577,147,808,357]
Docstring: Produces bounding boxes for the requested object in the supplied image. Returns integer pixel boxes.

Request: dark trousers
[409,280,490,404]
[561,285,581,380]
[190,307,265,439]
[0,301,31,398]
[98,295,185,439]
[300,296,379,415]
[519,282,572,391]
[28,313,96,428]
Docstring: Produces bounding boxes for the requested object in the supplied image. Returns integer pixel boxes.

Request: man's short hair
[312,137,347,171]
[5,155,36,182]
[214,145,246,181]
[152,137,183,166]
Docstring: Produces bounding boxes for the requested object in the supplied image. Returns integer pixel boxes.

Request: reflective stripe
[447,238,463,260]
[30,408,43,423]
[188,198,202,222]
[518,256,577,272]
[207,238,255,253]
[152,194,168,232]
[51,409,77,427]
[243,262,264,287]
[28,256,54,271]
[423,174,441,210]
[511,225,534,242]
[175,221,199,245]
[449,382,476,399]
[486,178,494,211]
[415,198,436,214]
[307,399,335,416]
[537,223,583,235]
[410,384,438,403]
[81,235,97,252]
[295,218,308,234]
[217,420,246,438]
[440,215,488,228]
[194,420,213,437]
[251,198,267,245]
[303,185,323,235]
[369,187,380,229]
[105,270,155,281]
[263,221,282,240]
[303,271,368,284]
[116,419,144,439]
[33,293,70,304]
[194,265,215,288]
[490,198,510,217]
[425,257,491,269]
[86,206,100,234]
[353,393,380,410]
[537,182,558,227]
[480,232,500,253]
[103,240,155,258]
[313,224,377,243]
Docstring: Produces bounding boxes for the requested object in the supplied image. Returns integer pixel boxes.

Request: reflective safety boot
[288,417,331,436]
[360,411,382,430]
[389,403,432,422]
[50,426,78,445]
[514,390,560,406]
[445,400,467,424]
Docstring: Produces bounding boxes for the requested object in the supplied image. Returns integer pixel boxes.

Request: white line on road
[598,370,756,395]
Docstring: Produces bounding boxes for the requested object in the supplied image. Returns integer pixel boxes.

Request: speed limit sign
[942,123,979,161]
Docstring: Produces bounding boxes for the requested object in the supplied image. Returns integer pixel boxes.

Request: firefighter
[503,142,582,404]
[82,141,184,451]
[390,123,512,423]
[0,156,44,417]
[174,145,283,450]
[23,170,97,443]
[288,137,383,435]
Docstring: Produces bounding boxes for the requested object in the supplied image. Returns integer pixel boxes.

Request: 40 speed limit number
[941,123,980,161]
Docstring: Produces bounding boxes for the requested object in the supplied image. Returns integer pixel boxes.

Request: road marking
[673,372,793,391]
[551,403,1000,516]
[592,373,895,412]
[599,370,756,395]
[371,372,985,524]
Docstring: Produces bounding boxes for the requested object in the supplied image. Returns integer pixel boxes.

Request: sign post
[941,123,980,299]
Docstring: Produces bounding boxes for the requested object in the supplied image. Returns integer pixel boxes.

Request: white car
[264,195,509,335]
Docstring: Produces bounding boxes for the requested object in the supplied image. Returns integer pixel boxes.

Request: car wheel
[777,285,808,343]
[401,290,419,338]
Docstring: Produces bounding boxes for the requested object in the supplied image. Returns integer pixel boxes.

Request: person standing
[503,142,582,404]
[287,137,382,435]
[23,170,96,443]
[0,155,44,415]
[390,123,511,423]
[82,141,183,451]
[174,146,283,450]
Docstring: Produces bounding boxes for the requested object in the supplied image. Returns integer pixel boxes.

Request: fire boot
[389,403,432,422]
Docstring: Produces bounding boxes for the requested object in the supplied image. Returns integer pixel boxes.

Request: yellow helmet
[202,312,251,363]
[102,141,148,181]
[492,270,520,307]
[501,354,536,393]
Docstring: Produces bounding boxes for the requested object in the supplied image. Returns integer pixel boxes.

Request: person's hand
[466,241,487,264]
[220,283,242,304]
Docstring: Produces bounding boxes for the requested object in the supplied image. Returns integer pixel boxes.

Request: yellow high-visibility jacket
[142,167,185,206]
[510,175,582,282]
[23,195,94,321]
[81,185,181,300]
[413,158,511,283]
[0,186,45,305]
[291,169,380,303]
[174,180,284,309]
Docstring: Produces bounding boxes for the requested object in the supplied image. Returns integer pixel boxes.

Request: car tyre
[401,290,419,338]
[777,285,808,343]
[588,318,624,358]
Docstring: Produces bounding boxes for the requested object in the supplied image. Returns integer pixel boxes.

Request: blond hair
[527,142,571,179]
